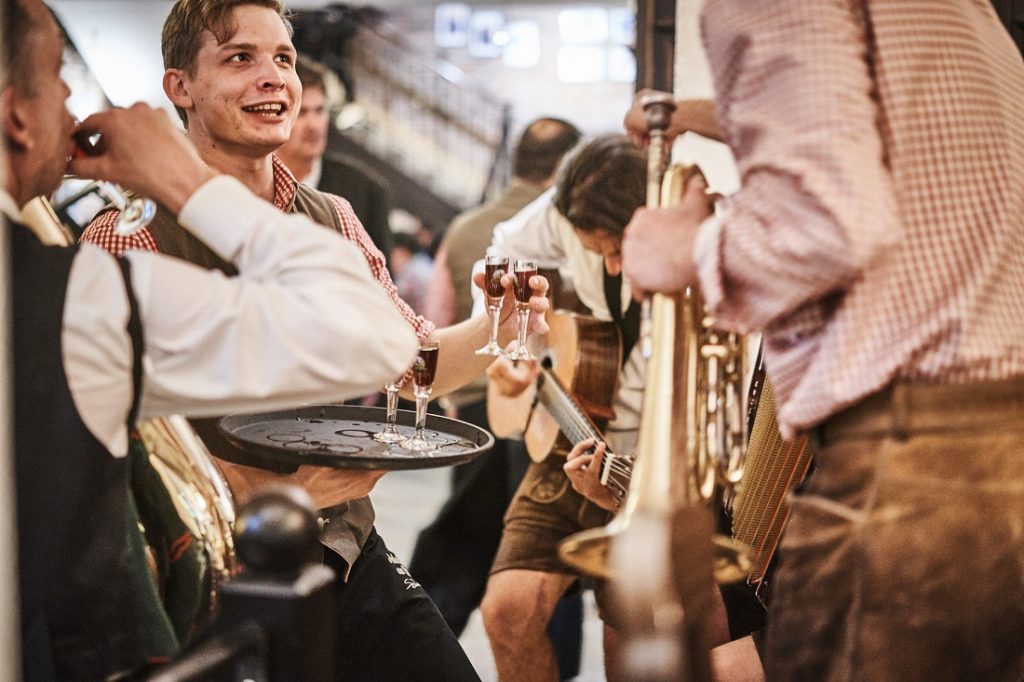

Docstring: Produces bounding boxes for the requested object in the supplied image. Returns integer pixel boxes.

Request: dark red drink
[513,266,537,304]
[485,258,508,299]
[412,344,439,387]
[71,128,104,157]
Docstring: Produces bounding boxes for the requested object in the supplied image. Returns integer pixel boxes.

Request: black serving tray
[218,404,494,471]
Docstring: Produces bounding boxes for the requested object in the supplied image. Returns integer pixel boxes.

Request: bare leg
[481,569,576,682]
[711,636,764,682]
[603,624,624,682]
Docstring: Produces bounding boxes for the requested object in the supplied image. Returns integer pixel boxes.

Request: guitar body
[528,312,621,461]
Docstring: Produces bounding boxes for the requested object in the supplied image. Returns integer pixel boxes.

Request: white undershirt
[3,176,418,456]
[302,157,323,188]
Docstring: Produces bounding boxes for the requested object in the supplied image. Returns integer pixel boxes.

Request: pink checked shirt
[81,155,435,345]
[693,0,1024,436]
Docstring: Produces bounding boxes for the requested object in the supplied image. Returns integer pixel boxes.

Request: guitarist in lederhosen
[479,134,766,681]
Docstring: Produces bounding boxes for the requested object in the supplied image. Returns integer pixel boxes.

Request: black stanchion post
[147,485,335,682]
[215,485,335,682]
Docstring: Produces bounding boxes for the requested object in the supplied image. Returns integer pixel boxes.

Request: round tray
[218,404,494,471]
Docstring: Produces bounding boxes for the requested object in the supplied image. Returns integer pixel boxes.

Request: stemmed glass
[475,255,509,356]
[504,258,538,361]
[372,379,406,444]
[70,127,157,236]
[402,341,441,452]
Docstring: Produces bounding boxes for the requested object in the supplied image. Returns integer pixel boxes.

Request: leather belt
[818,376,1024,444]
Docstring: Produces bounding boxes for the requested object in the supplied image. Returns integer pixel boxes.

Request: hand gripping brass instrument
[20,195,237,638]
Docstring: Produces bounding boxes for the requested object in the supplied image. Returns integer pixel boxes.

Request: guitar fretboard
[537,370,603,445]
[536,370,631,499]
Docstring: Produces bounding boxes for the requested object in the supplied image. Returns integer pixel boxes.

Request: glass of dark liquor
[474,255,510,356]
[402,341,441,452]
[505,258,539,361]
[71,128,157,237]
[372,378,406,444]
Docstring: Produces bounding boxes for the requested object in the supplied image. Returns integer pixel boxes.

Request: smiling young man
[78,1,549,679]
[2,0,424,675]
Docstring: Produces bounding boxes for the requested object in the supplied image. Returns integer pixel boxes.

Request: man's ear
[163,68,194,111]
[1,86,32,152]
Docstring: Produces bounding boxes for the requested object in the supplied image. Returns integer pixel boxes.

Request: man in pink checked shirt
[79,1,549,679]
[623,1,1024,679]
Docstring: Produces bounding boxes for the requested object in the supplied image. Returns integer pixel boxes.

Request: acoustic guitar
[487,311,634,502]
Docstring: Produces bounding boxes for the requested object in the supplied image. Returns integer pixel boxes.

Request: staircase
[294,8,513,231]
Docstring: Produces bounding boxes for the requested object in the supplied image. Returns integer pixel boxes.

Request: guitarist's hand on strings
[486,357,541,398]
[564,438,620,512]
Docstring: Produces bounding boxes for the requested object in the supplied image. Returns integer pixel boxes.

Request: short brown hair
[512,117,581,184]
[162,0,292,123]
[295,54,347,107]
[553,134,645,236]
[2,0,42,96]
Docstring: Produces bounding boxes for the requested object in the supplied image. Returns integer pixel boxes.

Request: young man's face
[171,4,300,158]
[278,83,329,163]
[574,227,623,276]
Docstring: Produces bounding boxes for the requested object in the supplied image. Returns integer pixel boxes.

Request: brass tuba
[558,96,751,586]
[606,284,717,681]
[20,195,237,639]
[555,94,751,680]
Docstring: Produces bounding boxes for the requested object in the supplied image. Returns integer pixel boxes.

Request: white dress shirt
[302,157,323,188]
[4,176,418,456]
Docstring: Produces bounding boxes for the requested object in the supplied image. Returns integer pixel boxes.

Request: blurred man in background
[276,55,393,263]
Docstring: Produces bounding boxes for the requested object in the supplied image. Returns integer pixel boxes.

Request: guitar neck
[536,369,604,445]
[536,370,632,499]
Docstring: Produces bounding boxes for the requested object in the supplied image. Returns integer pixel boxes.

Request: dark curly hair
[552,134,645,236]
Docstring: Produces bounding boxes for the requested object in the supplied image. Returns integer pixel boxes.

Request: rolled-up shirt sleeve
[65,175,419,450]
[693,0,900,333]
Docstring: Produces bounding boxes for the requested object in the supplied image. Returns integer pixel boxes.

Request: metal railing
[344,21,512,210]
